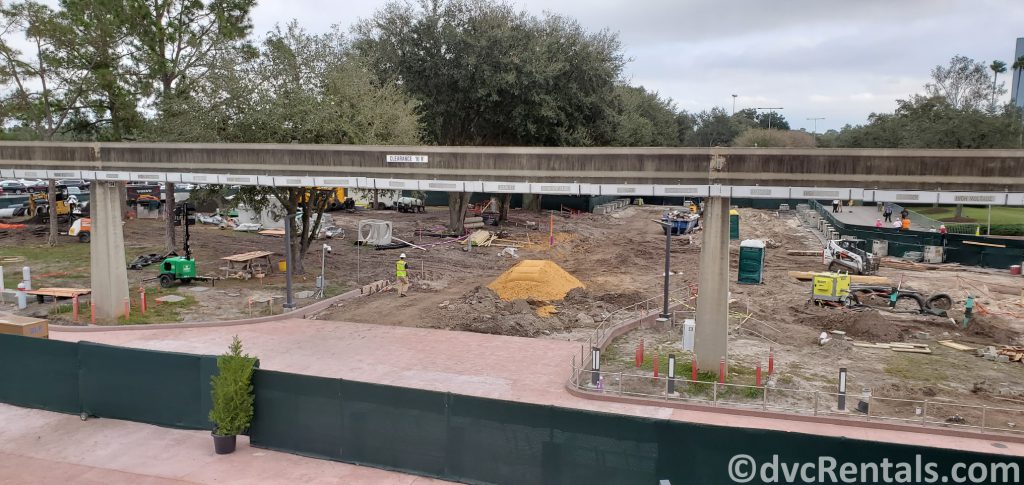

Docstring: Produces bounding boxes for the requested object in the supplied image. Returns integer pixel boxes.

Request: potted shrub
[209,336,256,454]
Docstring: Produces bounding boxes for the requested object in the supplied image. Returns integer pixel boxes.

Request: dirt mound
[795,306,907,342]
[488,260,584,301]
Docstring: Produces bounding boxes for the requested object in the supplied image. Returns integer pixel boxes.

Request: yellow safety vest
[396,260,407,278]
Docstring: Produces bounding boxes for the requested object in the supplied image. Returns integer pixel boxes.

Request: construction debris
[786,250,822,256]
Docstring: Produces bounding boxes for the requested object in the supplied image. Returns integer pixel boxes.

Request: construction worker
[939,224,948,246]
[901,217,911,231]
[396,253,410,297]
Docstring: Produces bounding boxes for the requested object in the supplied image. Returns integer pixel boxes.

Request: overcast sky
[249,0,1024,132]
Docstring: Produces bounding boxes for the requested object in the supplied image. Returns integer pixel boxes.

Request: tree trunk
[448,192,472,234]
[46,180,58,246]
[954,204,964,218]
[498,194,512,223]
[284,189,305,275]
[524,194,544,213]
[373,190,380,210]
[118,182,128,218]
[164,182,176,253]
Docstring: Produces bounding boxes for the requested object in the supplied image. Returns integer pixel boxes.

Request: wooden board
[257,229,285,236]
[888,342,929,348]
[26,287,90,298]
[891,347,932,354]
[937,340,976,351]
[786,250,823,256]
[958,240,1007,248]
[221,250,275,262]
[788,271,892,285]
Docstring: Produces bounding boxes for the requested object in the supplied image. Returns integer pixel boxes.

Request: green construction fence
[249,368,1024,485]
[0,333,221,430]
[3,334,1022,484]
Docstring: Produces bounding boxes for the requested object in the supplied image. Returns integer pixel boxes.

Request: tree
[754,110,789,130]
[146,23,420,273]
[0,1,94,245]
[925,55,1004,111]
[691,107,746,147]
[355,0,625,232]
[120,0,256,253]
[609,84,678,146]
[990,60,1007,109]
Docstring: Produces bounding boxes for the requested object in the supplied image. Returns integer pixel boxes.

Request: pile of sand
[488,260,584,301]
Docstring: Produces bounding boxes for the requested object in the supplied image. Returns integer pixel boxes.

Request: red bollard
[756,363,763,387]
[768,348,775,375]
[691,356,698,381]
[123,297,130,318]
[718,357,725,384]
[72,295,79,322]
[90,301,96,324]
[140,287,147,315]
[635,345,641,368]
[653,354,659,378]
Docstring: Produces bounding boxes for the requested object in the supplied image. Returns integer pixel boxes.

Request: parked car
[177,183,196,191]
[0,180,27,193]
[25,181,49,193]
[57,179,89,191]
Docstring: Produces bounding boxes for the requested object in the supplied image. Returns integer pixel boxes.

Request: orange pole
[123,297,130,318]
[140,287,147,315]
[549,213,554,246]
[72,295,79,322]
[90,301,95,324]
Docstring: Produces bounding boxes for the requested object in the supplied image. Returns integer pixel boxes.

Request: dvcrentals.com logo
[727,454,1019,484]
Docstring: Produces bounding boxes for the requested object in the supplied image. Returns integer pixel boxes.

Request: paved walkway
[0,403,446,485]
[51,319,1024,457]
[829,205,886,227]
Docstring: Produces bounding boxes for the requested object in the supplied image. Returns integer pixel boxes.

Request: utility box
[738,239,766,284]
[681,319,695,352]
[812,272,850,302]
[923,245,944,263]
[872,240,888,257]
[0,313,48,338]
[729,209,740,240]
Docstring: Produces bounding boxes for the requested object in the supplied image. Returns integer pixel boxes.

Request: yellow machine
[812,272,851,303]
[27,189,72,222]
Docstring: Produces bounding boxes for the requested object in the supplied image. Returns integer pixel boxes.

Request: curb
[49,287,364,332]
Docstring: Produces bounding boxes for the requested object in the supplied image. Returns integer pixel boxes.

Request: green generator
[737,239,765,284]
[159,202,197,288]
[160,257,196,287]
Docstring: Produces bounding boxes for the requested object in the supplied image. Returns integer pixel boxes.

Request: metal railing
[568,365,1024,436]
[578,285,697,370]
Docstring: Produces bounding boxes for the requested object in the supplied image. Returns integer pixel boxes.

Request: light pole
[283,212,295,310]
[731,94,738,115]
[807,117,825,143]
[655,218,673,319]
[755,107,784,130]
[314,243,332,299]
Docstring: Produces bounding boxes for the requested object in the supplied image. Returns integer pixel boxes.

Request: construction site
[2,192,1023,430]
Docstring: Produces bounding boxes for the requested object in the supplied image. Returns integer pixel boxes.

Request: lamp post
[755,107,784,130]
[655,219,672,319]
[807,117,825,143]
[283,212,295,310]
[731,94,738,115]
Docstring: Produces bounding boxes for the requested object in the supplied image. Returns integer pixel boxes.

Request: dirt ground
[2,202,1023,421]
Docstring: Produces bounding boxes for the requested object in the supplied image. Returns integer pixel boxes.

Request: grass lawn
[910,205,1024,224]
[0,242,162,289]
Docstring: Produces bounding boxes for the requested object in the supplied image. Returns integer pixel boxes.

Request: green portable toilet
[738,239,765,284]
[729,209,740,240]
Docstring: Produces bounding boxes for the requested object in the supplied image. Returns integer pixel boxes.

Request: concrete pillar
[90,181,129,322]
[696,196,729,374]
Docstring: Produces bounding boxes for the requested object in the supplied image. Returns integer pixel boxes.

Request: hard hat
[400,253,406,258]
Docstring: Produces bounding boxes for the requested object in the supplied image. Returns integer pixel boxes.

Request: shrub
[209,336,256,436]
